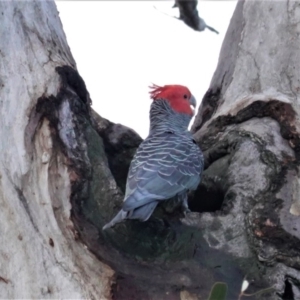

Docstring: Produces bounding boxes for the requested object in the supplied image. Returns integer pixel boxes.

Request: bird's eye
[183,94,188,99]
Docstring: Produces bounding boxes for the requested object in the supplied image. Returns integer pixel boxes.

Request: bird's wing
[123,131,203,211]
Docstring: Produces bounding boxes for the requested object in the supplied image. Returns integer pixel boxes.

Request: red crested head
[149,84,196,116]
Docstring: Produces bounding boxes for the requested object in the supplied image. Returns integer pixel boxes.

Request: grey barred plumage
[103,85,204,230]
[149,98,191,133]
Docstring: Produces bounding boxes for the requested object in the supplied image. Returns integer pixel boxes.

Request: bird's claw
[183,208,191,217]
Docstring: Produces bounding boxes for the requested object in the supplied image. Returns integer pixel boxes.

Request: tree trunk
[191,0,300,298]
[0,2,114,298]
[2,1,300,300]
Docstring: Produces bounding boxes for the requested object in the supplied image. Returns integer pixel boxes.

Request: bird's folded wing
[123,132,203,211]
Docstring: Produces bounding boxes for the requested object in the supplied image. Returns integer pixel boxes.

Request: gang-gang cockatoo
[103,84,204,229]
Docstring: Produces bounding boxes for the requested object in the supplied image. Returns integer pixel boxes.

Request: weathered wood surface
[2,1,300,299]
[0,2,113,299]
[191,1,300,298]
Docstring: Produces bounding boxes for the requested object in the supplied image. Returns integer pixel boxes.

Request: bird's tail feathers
[123,192,162,211]
[102,209,128,230]
[102,201,159,230]
[129,201,158,221]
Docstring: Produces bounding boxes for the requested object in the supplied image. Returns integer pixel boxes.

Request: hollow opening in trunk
[282,279,294,300]
[189,183,225,212]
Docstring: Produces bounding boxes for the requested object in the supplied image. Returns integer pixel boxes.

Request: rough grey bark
[2,0,300,299]
[0,1,114,299]
[191,1,300,299]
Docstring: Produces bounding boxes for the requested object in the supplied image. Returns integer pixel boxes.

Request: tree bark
[191,1,300,298]
[0,2,114,299]
[2,1,300,300]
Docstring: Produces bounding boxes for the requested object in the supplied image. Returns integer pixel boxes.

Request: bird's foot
[182,207,191,217]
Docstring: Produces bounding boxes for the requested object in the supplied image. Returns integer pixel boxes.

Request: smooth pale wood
[194,0,300,131]
[0,1,113,298]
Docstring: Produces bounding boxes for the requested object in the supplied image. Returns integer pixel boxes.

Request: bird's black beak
[189,95,197,115]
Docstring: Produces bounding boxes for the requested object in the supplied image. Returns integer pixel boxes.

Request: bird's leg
[178,192,191,216]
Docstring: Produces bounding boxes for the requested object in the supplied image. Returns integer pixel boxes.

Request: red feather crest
[149,84,165,100]
[148,83,194,115]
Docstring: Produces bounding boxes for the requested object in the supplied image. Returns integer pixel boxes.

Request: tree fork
[2,1,300,299]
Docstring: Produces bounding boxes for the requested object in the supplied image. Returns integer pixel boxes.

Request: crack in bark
[206,100,300,161]
[192,87,222,133]
[0,276,9,284]
[240,47,262,93]
[56,66,92,108]
[192,1,246,133]
[14,186,39,233]
[283,67,297,100]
